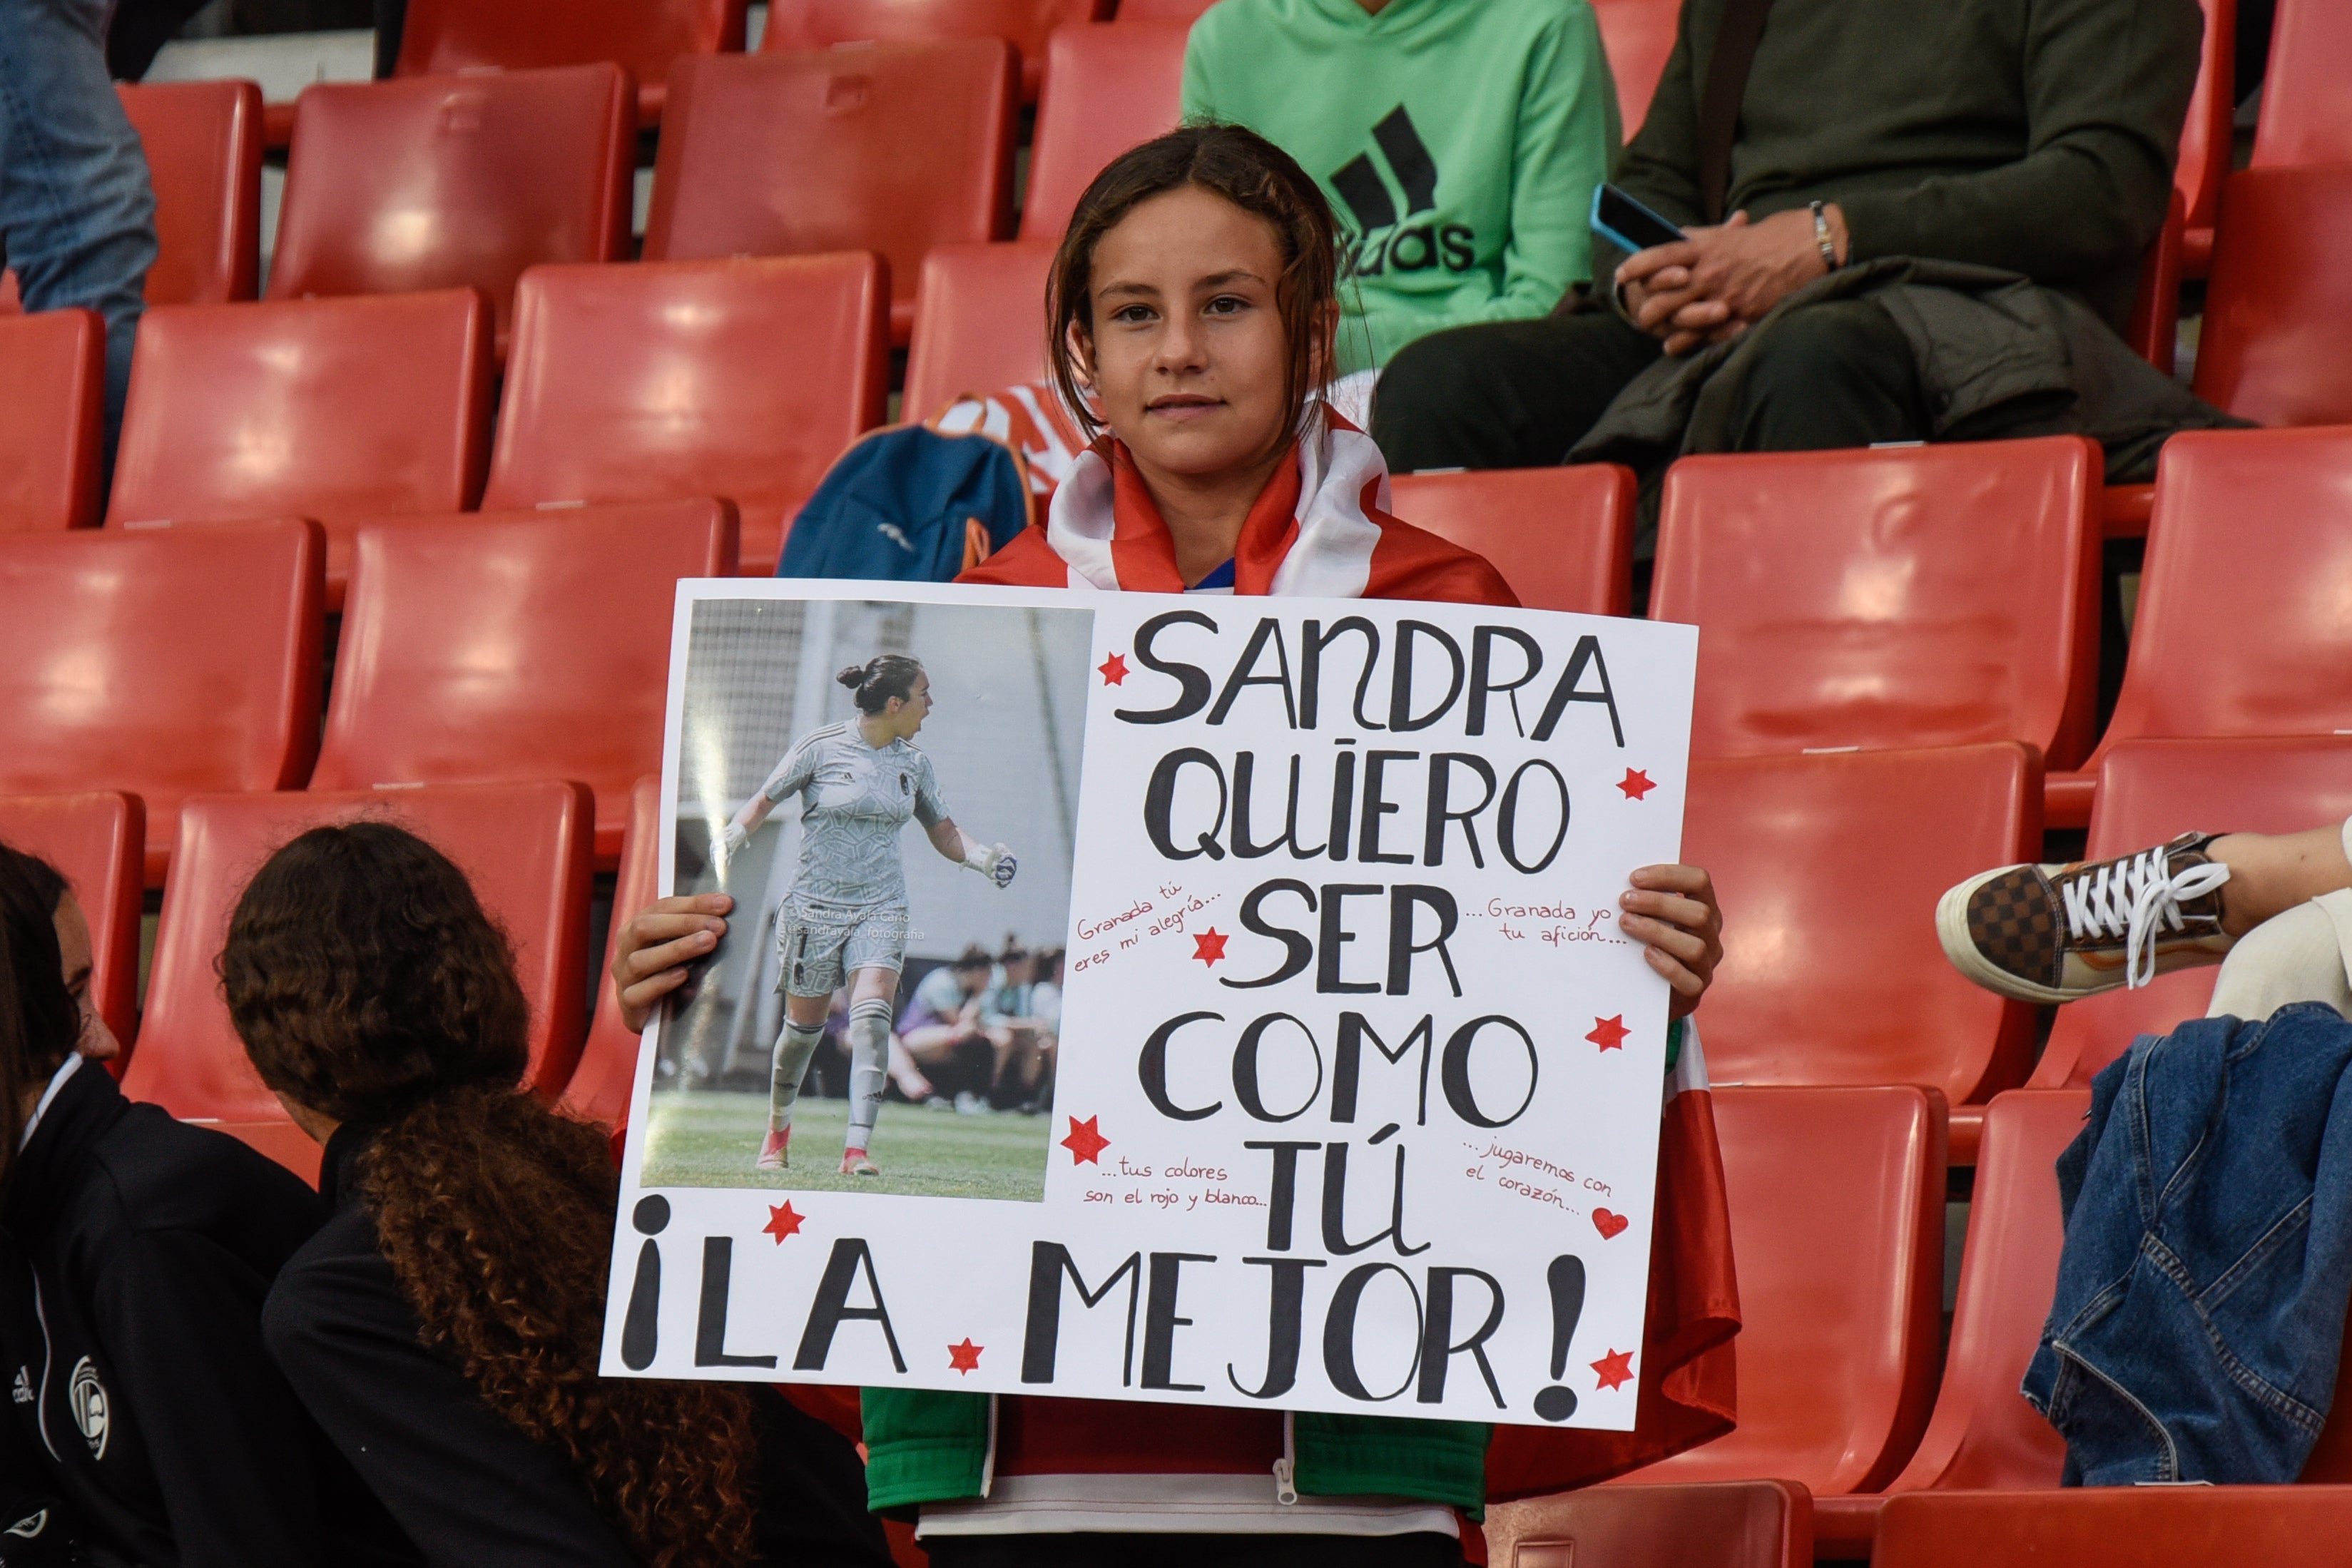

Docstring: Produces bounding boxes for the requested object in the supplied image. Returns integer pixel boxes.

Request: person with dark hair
[0,840,406,1567]
[615,125,1741,1566]
[231,820,891,1568]
[895,946,1006,1110]
[718,654,1019,1176]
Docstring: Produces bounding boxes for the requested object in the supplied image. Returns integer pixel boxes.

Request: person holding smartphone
[1370,0,2236,489]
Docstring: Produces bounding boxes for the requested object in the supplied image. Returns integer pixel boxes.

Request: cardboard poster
[601,580,1698,1430]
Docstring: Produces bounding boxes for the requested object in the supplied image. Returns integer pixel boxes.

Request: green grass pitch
[639,1090,1052,1202]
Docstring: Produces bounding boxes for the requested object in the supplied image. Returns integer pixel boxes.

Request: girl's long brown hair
[0,845,78,1184]
[1046,121,1341,459]
[222,822,758,1567]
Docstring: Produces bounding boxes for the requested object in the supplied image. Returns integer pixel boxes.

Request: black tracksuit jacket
[263,1124,892,1568]
[0,1061,413,1568]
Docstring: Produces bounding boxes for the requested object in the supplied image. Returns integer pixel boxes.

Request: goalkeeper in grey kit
[721,654,1016,1176]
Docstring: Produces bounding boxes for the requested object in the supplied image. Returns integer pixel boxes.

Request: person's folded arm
[1837,0,2199,284]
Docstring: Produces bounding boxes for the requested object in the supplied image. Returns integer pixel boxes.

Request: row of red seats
[0,457,2339,1131]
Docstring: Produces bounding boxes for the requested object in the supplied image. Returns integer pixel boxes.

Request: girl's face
[1075,185,1295,484]
[882,672,934,738]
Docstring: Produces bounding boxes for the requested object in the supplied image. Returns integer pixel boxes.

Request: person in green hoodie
[1182,0,1620,398]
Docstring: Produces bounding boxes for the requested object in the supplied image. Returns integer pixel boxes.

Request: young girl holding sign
[615,123,1732,1565]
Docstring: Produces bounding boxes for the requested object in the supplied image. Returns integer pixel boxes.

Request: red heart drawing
[1592,1208,1629,1241]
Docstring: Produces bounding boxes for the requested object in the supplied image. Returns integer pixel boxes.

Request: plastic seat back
[268,66,633,344]
[763,0,1110,98]
[0,310,103,532]
[108,290,494,533]
[2035,737,2352,1090]
[1486,1481,1809,1568]
[1686,745,2040,1106]
[0,521,324,885]
[2251,0,2352,166]
[1592,0,1681,136]
[393,0,745,123]
[2096,428,2352,755]
[1389,466,1634,615]
[0,793,146,1052]
[1879,1088,2083,1496]
[1627,1085,1945,1495]
[562,775,662,1126]
[1878,1487,2352,1567]
[2174,0,2233,258]
[901,240,1057,422]
[126,781,594,1124]
[647,44,1018,340]
[2194,166,2352,426]
[1020,22,1186,237]
[119,79,263,305]
[311,504,738,864]
[483,256,887,574]
[1650,437,2102,765]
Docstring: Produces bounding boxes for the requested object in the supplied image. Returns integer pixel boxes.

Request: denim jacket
[2023,1003,2352,1485]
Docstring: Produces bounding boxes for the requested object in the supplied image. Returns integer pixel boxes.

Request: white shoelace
[2060,844,2233,989]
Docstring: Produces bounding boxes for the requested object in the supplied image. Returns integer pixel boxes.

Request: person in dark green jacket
[1370,0,2206,475]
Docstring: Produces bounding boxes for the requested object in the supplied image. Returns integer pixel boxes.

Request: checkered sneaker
[1935,831,2234,1004]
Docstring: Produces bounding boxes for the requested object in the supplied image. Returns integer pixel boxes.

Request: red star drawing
[1586,1014,1630,1052]
[1097,652,1129,686]
[1061,1114,1111,1165]
[1617,768,1656,801]
[947,1338,984,1374]
[763,1201,805,1244]
[1192,927,1228,966]
[1591,1348,1635,1392]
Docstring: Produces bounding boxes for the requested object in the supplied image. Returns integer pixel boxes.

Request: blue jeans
[0,0,156,456]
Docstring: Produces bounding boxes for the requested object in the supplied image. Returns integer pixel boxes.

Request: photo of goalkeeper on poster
[641,591,1091,1203]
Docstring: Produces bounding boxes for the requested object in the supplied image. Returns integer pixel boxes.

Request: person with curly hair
[0,841,407,1567]
[230,820,892,1568]
[719,654,1018,1177]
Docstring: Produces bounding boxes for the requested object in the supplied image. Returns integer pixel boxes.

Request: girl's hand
[1619,865,1723,1022]
[611,894,733,1033]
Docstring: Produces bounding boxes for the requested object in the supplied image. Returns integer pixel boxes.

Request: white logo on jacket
[9,1368,28,1405]
[67,1358,106,1460]
[4,1507,46,1539]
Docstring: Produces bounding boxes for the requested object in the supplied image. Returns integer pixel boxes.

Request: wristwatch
[1810,200,1841,271]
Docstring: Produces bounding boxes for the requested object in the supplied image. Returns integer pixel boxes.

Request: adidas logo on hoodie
[1329,106,1475,280]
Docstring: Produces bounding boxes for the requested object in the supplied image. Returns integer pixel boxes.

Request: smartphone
[1589,184,1686,255]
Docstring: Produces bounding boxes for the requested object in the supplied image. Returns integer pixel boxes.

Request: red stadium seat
[1020,22,1186,237]
[901,240,1057,422]
[1649,437,2102,766]
[2176,0,2234,274]
[2251,0,2352,168]
[393,0,745,126]
[120,80,263,305]
[1684,745,2040,1109]
[0,793,146,1054]
[106,290,494,547]
[1809,1088,2082,1553]
[1388,466,1634,615]
[1485,1481,1810,1568]
[2030,737,2352,1094]
[763,0,1111,99]
[1592,0,1681,138]
[482,256,888,574]
[310,504,737,865]
[126,781,594,1153]
[1876,1486,2352,1568]
[2194,166,2352,426]
[1616,1085,1945,1495]
[2124,189,2184,377]
[267,66,633,345]
[2045,427,2352,823]
[0,310,103,532]
[0,521,325,885]
[647,44,1019,342]
[562,775,662,1126]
